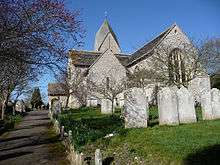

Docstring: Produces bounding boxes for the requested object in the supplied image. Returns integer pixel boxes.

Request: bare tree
[198,38,220,75]
[0,57,33,119]
[129,38,220,89]
[0,0,84,119]
[88,74,127,114]
[55,70,71,108]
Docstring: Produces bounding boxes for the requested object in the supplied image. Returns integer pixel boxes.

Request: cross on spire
[104,11,108,19]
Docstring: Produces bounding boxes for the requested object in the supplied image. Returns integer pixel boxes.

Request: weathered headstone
[15,100,25,113]
[124,87,148,128]
[53,99,62,115]
[188,76,211,103]
[101,99,112,114]
[157,87,179,125]
[211,88,220,119]
[95,149,102,165]
[177,87,196,123]
[201,91,213,120]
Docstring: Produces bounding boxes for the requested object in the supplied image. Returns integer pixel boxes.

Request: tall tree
[0,0,84,119]
[30,88,43,109]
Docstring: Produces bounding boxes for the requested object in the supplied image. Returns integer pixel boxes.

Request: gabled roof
[48,83,67,96]
[69,50,101,67]
[94,19,120,51]
[127,24,176,67]
[70,23,178,68]
[69,50,130,67]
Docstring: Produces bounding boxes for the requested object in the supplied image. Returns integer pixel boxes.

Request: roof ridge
[127,24,176,66]
[132,24,174,55]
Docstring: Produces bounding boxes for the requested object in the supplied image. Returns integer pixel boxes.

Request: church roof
[48,83,67,96]
[94,19,120,51]
[70,23,177,68]
[127,24,175,66]
[69,50,130,67]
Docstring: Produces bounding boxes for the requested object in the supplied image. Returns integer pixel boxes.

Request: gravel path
[0,110,69,165]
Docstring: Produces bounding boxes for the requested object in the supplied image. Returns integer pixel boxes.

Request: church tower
[94,19,121,53]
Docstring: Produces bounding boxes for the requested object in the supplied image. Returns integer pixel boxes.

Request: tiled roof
[70,51,130,67]
[127,25,173,66]
[48,83,67,96]
[70,24,175,68]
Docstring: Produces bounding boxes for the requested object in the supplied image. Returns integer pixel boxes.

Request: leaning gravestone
[124,87,148,128]
[211,88,220,119]
[101,99,112,114]
[157,87,179,125]
[177,87,196,123]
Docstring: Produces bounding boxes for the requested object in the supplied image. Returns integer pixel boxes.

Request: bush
[0,114,23,135]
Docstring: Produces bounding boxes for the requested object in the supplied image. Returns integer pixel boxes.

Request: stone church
[67,19,210,108]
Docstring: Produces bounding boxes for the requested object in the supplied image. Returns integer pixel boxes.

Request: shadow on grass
[183,144,220,165]
[0,151,33,161]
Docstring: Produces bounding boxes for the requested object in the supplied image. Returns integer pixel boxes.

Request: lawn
[58,106,220,165]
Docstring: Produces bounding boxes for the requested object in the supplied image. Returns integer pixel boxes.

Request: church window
[168,48,186,86]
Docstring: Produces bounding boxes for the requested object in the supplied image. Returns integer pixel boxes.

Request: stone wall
[88,49,127,85]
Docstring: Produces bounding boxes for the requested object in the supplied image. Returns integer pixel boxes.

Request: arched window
[168,48,186,86]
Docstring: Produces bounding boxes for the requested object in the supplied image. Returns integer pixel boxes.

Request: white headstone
[177,87,196,123]
[124,87,148,128]
[15,100,25,112]
[101,99,112,114]
[54,99,61,115]
[211,88,220,119]
[158,87,179,125]
[188,76,211,103]
[201,91,213,120]
[95,149,102,165]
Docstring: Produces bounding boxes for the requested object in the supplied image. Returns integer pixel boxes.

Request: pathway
[0,110,69,165]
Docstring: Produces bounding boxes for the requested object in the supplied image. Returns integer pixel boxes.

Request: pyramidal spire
[94,19,120,53]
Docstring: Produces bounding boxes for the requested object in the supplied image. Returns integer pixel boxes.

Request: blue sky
[38,0,220,103]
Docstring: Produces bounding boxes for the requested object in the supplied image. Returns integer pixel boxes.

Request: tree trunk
[1,101,5,120]
[65,94,70,108]
[111,98,114,115]
[1,93,10,120]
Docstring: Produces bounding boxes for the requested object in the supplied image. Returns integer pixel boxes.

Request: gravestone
[15,100,25,113]
[157,87,179,125]
[211,88,220,119]
[101,99,112,114]
[188,76,211,103]
[95,149,102,165]
[201,91,213,120]
[54,99,62,115]
[177,87,196,123]
[124,87,148,128]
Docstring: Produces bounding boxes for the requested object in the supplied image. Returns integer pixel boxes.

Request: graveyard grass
[58,107,220,164]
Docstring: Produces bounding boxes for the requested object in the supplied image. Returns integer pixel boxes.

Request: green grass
[58,107,124,151]
[58,106,220,164]
[96,120,220,164]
